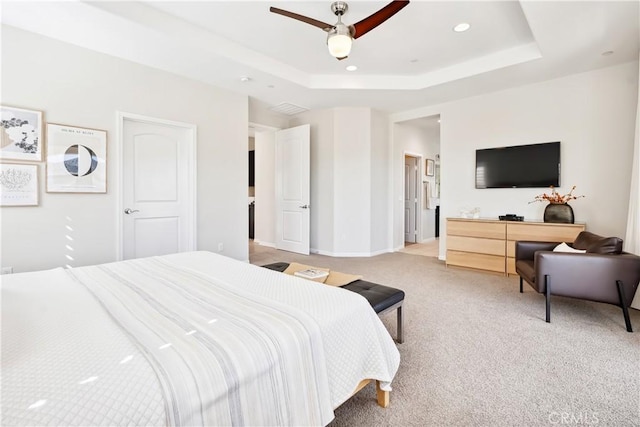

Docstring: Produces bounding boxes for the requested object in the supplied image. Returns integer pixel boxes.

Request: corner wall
[290,109,335,253]
[290,107,391,256]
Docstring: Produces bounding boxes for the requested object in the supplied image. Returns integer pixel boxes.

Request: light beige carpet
[249,244,640,426]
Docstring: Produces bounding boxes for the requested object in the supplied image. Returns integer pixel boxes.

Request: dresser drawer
[506,222,584,243]
[448,235,505,256]
[446,250,505,273]
[447,220,505,239]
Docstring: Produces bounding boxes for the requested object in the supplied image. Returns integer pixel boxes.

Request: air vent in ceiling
[268,102,309,116]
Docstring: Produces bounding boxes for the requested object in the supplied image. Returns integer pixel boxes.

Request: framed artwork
[0,106,43,162]
[0,163,39,206]
[46,124,107,193]
[426,158,435,176]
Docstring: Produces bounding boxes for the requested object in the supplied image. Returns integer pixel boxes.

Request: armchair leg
[519,276,523,293]
[545,275,551,323]
[615,280,633,333]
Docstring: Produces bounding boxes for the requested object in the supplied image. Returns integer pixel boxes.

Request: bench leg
[396,306,404,344]
[396,305,404,344]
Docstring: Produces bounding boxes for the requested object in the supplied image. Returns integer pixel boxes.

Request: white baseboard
[420,237,436,243]
[310,247,393,257]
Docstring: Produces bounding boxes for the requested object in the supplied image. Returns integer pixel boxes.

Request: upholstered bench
[261,262,405,343]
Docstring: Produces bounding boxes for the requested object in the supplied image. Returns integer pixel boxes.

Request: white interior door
[121,116,196,260]
[275,124,310,254]
[404,156,418,243]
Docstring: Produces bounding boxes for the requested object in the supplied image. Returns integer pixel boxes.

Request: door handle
[299,204,309,209]
[124,208,140,214]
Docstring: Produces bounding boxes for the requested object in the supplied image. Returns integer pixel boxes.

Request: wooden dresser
[446,218,585,275]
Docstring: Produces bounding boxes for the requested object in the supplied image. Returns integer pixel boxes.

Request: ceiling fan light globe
[327,33,352,57]
[327,23,352,58]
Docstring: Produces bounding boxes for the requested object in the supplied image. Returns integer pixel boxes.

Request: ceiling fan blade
[269,7,334,32]
[351,0,410,39]
[336,56,348,61]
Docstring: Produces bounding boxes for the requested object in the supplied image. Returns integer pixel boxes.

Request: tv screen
[475,141,560,188]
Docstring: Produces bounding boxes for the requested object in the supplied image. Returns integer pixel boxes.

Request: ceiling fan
[270,1,410,60]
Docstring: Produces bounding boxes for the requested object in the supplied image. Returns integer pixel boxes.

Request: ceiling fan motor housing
[331,1,349,16]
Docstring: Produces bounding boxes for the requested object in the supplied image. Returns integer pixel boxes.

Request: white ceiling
[2,1,638,114]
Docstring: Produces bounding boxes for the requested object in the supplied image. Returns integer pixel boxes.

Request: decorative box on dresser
[446,218,585,276]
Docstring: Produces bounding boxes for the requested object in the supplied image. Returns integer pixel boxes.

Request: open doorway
[248,122,311,256]
[248,122,279,257]
[394,115,441,258]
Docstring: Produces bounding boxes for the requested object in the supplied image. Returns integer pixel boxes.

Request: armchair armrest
[535,252,640,306]
[515,241,559,261]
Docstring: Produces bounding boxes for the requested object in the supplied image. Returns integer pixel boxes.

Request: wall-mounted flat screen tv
[475,141,560,188]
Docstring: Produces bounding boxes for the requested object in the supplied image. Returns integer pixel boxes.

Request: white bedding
[1,251,400,426]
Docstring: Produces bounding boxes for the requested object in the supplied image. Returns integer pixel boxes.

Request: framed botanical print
[0,163,39,206]
[46,124,107,193]
[0,106,43,162]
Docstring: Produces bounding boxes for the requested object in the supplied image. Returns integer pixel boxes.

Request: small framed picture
[0,106,43,162]
[0,163,39,206]
[426,158,435,176]
[46,124,107,193]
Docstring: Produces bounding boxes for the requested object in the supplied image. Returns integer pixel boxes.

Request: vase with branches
[530,186,584,223]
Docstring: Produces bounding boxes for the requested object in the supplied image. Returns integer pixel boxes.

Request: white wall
[391,61,639,258]
[1,26,249,271]
[370,110,390,253]
[333,108,372,255]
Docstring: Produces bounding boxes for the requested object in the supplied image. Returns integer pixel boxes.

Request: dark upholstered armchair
[515,231,640,332]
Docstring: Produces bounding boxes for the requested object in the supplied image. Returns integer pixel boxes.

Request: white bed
[1,251,400,426]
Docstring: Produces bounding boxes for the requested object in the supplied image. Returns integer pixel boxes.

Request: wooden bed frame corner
[354,379,390,408]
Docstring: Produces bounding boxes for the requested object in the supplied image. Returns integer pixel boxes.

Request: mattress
[1,251,400,426]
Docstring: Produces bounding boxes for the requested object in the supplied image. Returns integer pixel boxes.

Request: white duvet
[1,251,400,426]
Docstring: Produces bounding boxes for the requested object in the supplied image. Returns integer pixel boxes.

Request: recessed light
[601,50,614,56]
[453,22,471,32]
[346,65,358,71]
[410,59,419,63]
[239,76,251,82]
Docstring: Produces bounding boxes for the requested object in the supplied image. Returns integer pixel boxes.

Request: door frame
[403,151,423,247]
[249,122,280,249]
[116,111,197,260]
